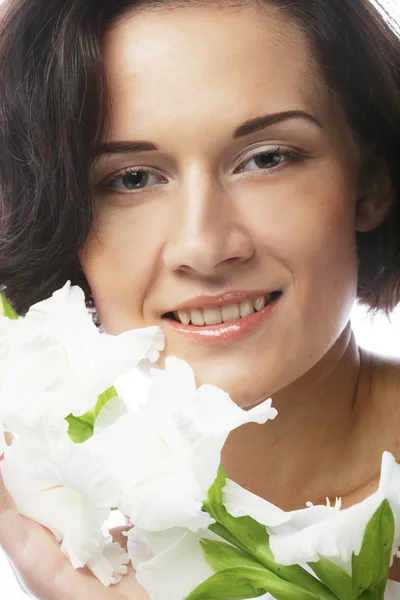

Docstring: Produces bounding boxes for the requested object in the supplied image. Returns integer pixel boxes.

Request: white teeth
[190,308,205,326]
[203,307,222,325]
[177,310,190,326]
[173,293,276,325]
[221,304,240,323]
[239,300,255,318]
[253,296,266,312]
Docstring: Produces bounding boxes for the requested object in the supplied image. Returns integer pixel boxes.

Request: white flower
[1,436,127,579]
[223,451,400,573]
[86,539,130,586]
[0,282,164,450]
[385,580,400,599]
[88,357,278,533]
[94,395,128,435]
[126,526,218,600]
[127,526,277,600]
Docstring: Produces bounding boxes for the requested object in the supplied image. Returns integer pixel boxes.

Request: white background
[1,0,400,597]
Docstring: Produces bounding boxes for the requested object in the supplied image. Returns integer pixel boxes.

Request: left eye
[236,148,300,173]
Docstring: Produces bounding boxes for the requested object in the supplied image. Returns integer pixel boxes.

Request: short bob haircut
[0,0,399,319]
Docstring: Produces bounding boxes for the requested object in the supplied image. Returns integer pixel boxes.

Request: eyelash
[99,146,306,195]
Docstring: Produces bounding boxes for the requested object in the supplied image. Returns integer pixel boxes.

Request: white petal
[94,396,128,435]
[127,527,186,567]
[269,493,382,568]
[0,281,165,431]
[86,540,130,587]
[119,472,214,532]
[223,479,337,532]
[90,359,278,534]
[267,452,400,567]
[190,386,277,436]
[2,440,119,567]
[152,357,197,397]
[223,478,380,569]
[385,580,400,599]
[127,528,216,600]
[114,366,152,410]
[224,452,400,570]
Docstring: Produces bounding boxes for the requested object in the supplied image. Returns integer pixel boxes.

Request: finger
[0,465,29,559]
[109,526,131,550]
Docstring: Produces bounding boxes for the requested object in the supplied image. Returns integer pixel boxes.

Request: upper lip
[163,290,277,314]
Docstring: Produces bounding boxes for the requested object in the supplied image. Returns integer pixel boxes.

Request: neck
[222,322,376,510]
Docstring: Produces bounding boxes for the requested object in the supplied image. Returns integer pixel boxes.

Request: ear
[355,154,395,232]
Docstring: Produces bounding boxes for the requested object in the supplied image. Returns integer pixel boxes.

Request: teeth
[239,300,255,318]
[177,310,190,325]
[221,304,240,323]
[190,308,204,326]
[203,307,222,325]
[173,293,277,325]
[253,296,266,312]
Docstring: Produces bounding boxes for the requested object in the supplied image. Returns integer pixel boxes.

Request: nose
[162,168,254,276]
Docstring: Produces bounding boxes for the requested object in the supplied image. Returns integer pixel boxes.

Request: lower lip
[163,294,282,346]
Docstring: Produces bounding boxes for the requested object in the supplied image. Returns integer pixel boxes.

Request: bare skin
[0,468,148,599]
[1,1,400,596]
[83,2,397,513]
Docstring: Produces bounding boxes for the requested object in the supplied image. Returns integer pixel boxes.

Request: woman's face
[82,2,362,407]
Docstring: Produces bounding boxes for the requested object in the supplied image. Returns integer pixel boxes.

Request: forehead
[102,4,331,140]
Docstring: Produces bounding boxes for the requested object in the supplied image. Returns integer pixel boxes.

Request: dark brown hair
[0,0,399,318]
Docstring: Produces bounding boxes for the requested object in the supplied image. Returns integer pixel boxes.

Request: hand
[0,461,149,600]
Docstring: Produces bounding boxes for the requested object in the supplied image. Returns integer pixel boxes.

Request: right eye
[99,167,168,194]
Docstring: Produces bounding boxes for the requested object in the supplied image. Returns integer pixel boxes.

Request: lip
[165,290,275,313]
[163,291,282,346]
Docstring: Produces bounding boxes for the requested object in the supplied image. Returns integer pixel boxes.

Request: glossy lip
[163,291,283,346]
[164,290,275,314]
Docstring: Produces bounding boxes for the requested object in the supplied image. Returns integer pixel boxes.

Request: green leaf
[65,414,94,443]
[308,556,352,600]
[358,592,382,600]
[352,499,394,599]
[185,565,319,600]
[65,385,119,443]
[1,292,18,319]
[76,385,118,428]
[93,385,118,420]
[206,467,271,555]
[200,538,265,572]
[205,466,337,600]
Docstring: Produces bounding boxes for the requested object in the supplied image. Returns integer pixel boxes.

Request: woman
[0,0,400,597]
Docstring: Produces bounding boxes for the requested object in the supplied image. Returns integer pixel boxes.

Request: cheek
[242,167,358,326]
[80,200,166,332]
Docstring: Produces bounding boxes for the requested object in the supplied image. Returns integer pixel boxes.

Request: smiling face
[81,2,363,407]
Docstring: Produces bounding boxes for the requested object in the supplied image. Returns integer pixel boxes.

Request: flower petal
[127,527,217,600]
[385,580,400,599]
[86,540,130,586]
[2,439,119,568]
[94,396,128,435]
[225,452,400,571]
[223,479,337,532]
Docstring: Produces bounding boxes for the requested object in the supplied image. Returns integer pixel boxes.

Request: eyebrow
[94,110,322,157]
[233,110,322,138]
